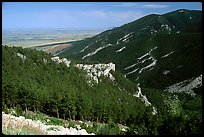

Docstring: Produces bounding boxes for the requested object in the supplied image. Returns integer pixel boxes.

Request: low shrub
[48,117,64,126]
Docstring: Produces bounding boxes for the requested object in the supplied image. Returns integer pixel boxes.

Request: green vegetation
[2,9,202,135]
[2,107,127,135]
[2,45,202,135]
[59,9,202,90]
[2,45,145,128]
[2,128,45,135]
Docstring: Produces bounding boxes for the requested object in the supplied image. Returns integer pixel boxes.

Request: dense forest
[2,45,202,135]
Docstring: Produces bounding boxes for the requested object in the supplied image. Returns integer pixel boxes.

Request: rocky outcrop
[16,53,26,60]
[152,106,157,115]
[51,56,116,86]
[133,83,151,106]
[51,56,71,67]
[2,112,94,135]
[76,62,115,85]
[165,74,202,96]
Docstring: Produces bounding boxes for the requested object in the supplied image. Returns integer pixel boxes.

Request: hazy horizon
[2,28,104,48]
[2,2,202,48]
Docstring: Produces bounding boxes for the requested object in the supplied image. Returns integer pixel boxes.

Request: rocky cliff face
[76,62,115,85]
[51,56,71,67]
[164,74,202,96]
[51,56,116,86]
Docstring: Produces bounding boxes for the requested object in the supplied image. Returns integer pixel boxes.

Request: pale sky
[2,2,202,30]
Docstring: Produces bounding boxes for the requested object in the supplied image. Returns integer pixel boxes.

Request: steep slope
[2,45,202,135]
[2,9,202,135]
[58,9,202,92]
[2,45,147,124]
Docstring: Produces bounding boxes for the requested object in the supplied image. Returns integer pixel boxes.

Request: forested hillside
[54,9,202,135]
[2,45,202,135]
[58,9,202,91]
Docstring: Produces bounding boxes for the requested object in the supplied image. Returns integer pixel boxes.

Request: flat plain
[2,28,104,49]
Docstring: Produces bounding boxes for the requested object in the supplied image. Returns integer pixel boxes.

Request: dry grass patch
[2,112,47,135]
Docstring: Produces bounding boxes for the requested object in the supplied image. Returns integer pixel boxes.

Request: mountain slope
[2,45,148,124]
[58,9,202,91]
[2,9,202,135]
[2,43,202,135]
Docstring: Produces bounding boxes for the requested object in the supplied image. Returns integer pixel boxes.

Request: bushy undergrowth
[2,108,127,135]
[2,128,44,135]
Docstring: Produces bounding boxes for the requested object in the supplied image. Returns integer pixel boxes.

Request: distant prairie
[2,28,104,48]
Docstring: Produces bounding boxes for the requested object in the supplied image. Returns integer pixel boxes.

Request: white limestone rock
[43,58,47,63]
[152,106,157,115]
[133,83,151,106]
[16,53,26,60]
[51,56,71,67]
[165,74,202,96]
[163,70,170,75]
[75,62,115,85]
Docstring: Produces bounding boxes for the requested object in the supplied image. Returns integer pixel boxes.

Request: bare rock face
[51,56,71,67]
[133,83,151,107]
[51,56,115,86]
[16,53,26,60]
[76,62,116,85]
[164,74,202,96]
